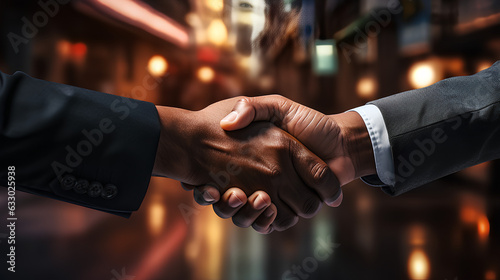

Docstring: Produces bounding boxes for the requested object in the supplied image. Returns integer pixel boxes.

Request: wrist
[152,106,193,181]
[330,111,376,183]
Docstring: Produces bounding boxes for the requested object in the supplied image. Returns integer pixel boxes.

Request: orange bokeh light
[478,215,490,240]
[71,42,87,58]
[460,206,478,224]
[485,270,497,280]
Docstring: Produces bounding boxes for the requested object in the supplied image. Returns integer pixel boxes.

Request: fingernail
[221,111,238,123]
[253,194,268,210]
[228,192,244,208]
[203,191,216,203]
[264,207,274,217]
[327,191,343,207]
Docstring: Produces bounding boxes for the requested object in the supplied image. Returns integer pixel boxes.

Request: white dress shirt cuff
[349,104,395,186]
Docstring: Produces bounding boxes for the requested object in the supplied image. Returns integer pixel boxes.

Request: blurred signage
[313,40,338,75]
[397,0,432,56]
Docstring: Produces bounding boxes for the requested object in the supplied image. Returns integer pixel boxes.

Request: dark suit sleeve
[364,61,500,196]
[0,71,161,217]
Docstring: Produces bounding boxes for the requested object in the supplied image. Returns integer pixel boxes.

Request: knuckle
[269,94,284,101]
[266,163,282,178]
[311,162,330,185]
[270,167,281,177]
[238,96,252,105]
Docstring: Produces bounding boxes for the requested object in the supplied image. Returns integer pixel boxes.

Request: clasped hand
[153,95,375,233]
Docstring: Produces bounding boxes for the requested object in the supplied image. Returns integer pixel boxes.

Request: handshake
[152,95,376,233]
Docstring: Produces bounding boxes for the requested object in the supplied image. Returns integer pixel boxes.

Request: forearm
[0,71,160,216]
[371,61,500,195]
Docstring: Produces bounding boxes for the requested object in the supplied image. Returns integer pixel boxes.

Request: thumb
[220,98,257,131]
[220,95,290,131]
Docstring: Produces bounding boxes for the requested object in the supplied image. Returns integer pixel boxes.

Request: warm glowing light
[197,66,215,83]
[485,270,497,280]
[408,249,430,279]
[238,56,250,69]
[409,225,426,246]
[72,42,87,59]
[207,19,228,46]
[460,206,478,224]
[94,0,189,46]
[478,215,490,240]
[409,62,438,89]
[477,61,492,73]
[206,0,224,11]
[148,201,166,236]
[185,13,200,27]
[57,40,71,57]
[148,55,168,77]
[356,77,377,99]
[133,220,186,280]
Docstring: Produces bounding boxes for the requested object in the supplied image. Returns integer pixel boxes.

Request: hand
[219,95,377,202]
[152,97,341,231]
[181,184,278,234]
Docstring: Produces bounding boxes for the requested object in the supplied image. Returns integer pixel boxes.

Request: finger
[220,95,290,131]
[278,171,323,219]
[252,203,277,234]
[212,188,248,219]
[290,140,342,207]
[232,191,272,228]
[271,199,299,231]
[328,191,343,207]
[193,185,221,205]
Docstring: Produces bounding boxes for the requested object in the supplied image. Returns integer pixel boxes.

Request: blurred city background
[1,0,499,279]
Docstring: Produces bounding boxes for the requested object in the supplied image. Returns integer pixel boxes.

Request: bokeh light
[148,200,166,236]
[206,0,224,12]
[409,62,439,89]
[197,66,215,82]
[356,77,377,100]
[207,19,228,46]
[485,269,497,280]
[148,55,168,77]
[478,215,490,240]
[408,249,430,280]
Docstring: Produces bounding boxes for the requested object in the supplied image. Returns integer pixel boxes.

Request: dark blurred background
[0,0,499,279]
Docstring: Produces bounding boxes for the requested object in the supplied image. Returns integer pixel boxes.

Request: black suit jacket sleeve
[0,71,161,217]
[364,61,500,196]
